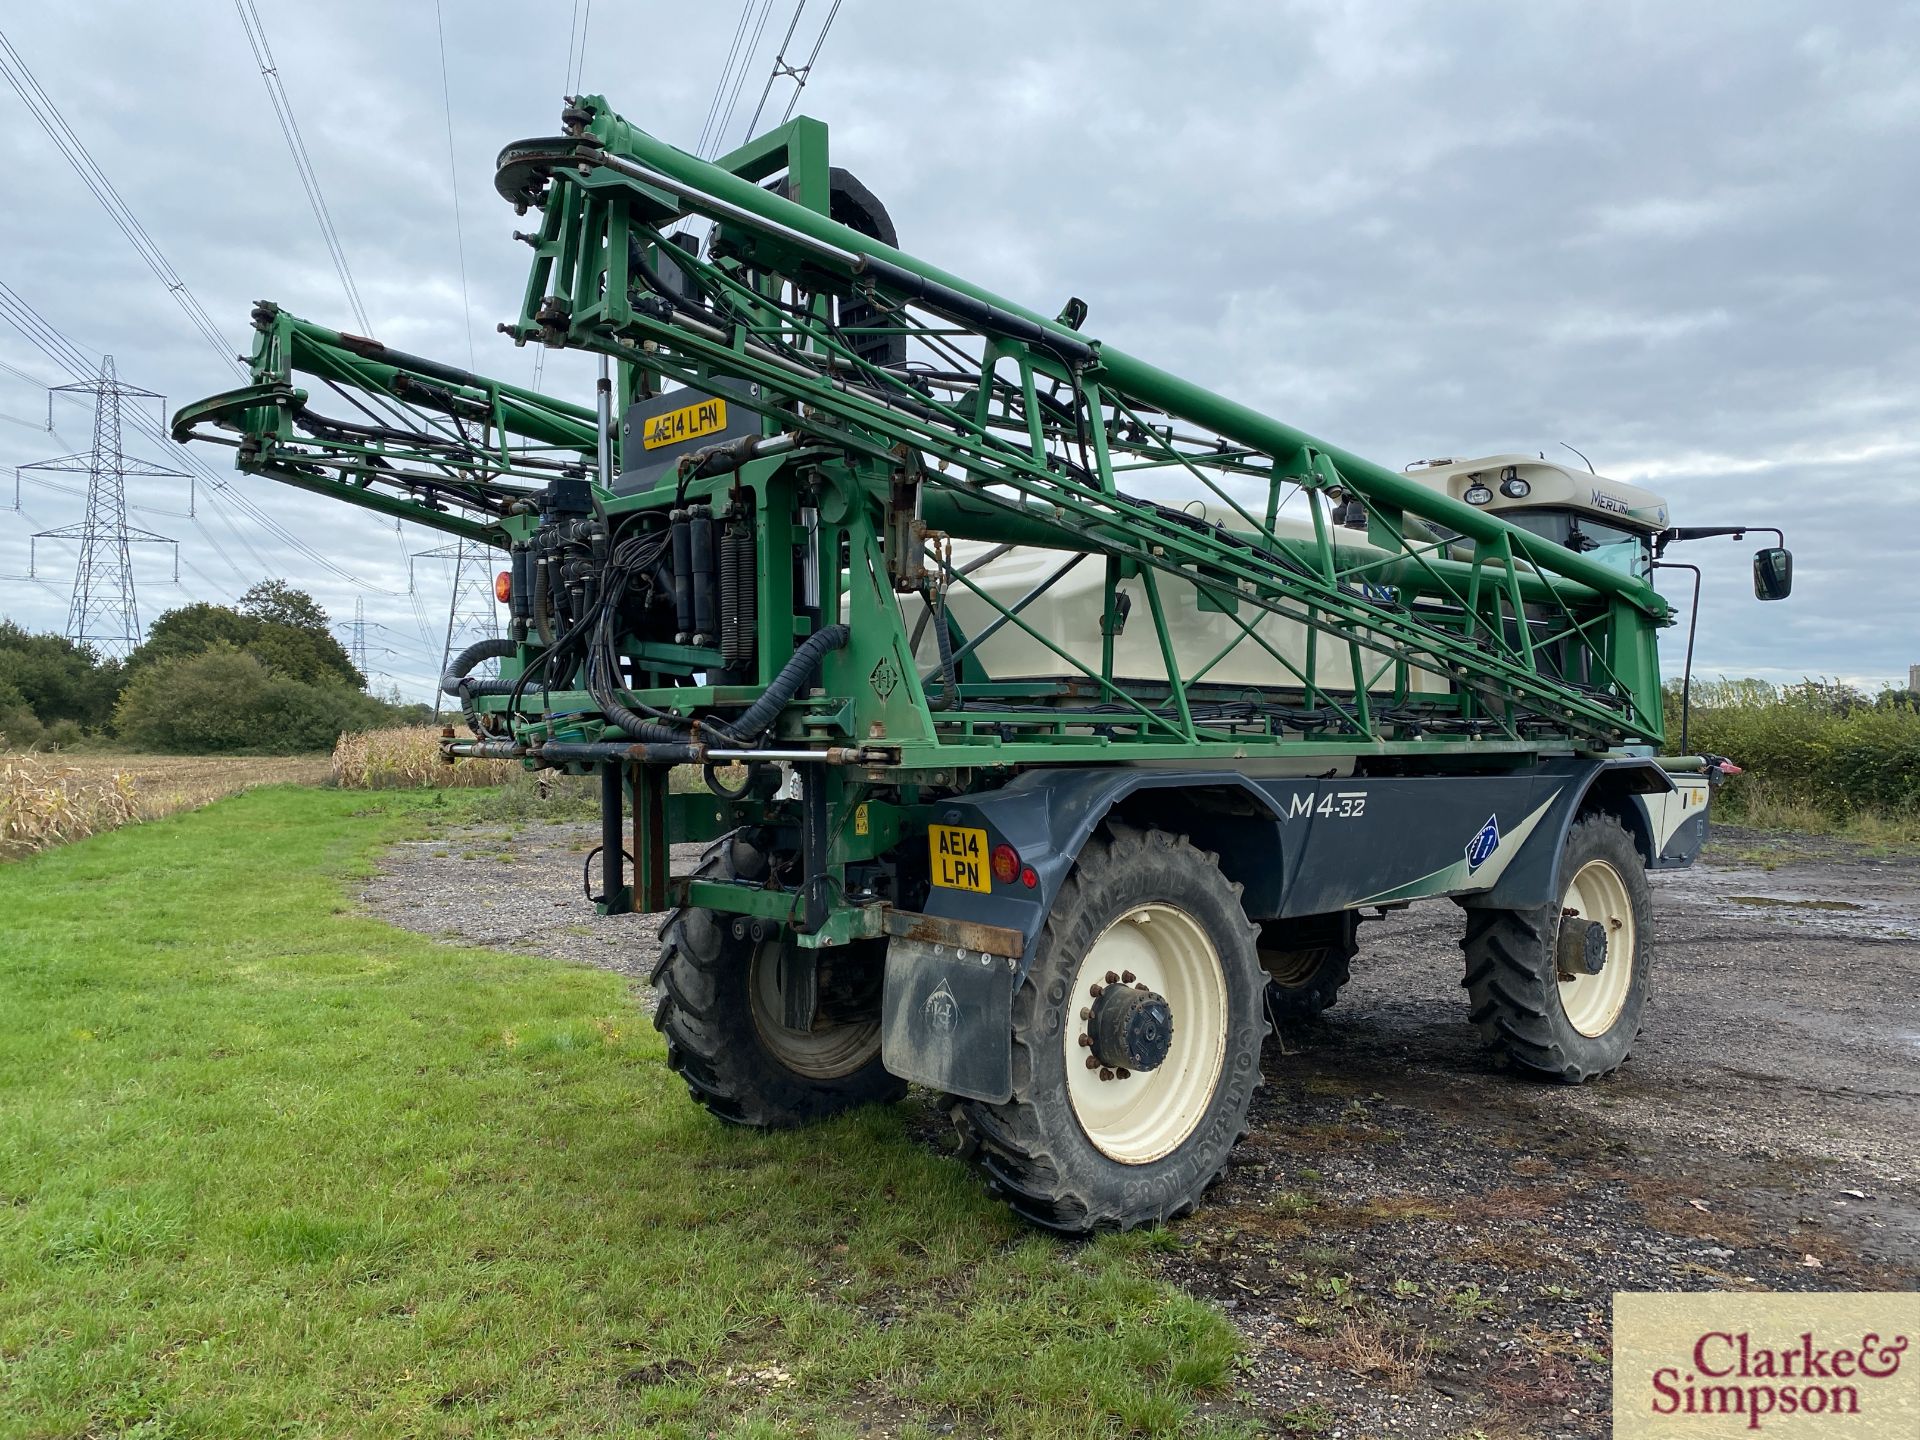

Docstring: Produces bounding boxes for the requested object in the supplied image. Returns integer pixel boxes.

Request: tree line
[0,581,430,753]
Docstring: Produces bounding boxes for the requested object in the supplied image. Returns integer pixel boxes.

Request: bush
[0,623,121,732]
[114,647,387,754]
[1676,678,1920,822]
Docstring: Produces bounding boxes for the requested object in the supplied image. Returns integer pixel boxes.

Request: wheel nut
[1115,1068,1131,1079]
[1121,970,1136,983]
[1085,1055,1101,1070]
[1105,970,1120,985]
[1098,1068,1114,1081]
[1078,1007,1091,1020]
[1089,983,1104,997]
[1078,1034,1093,1048]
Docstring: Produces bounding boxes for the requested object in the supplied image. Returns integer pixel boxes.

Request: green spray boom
[176,95,1672,750]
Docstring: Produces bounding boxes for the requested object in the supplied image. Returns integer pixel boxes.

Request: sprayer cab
[1401,455,1673,579]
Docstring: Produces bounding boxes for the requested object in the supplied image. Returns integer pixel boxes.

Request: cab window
[1498,509,1651,579]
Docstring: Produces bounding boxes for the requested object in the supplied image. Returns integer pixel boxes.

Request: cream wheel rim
[1558,858,1636,1037]
[1065,903,1228,1164]
[747,941,882,1079]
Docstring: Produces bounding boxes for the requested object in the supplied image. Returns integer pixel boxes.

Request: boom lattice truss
[176,97,1672,763]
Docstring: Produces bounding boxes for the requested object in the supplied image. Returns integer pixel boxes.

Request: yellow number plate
[641,396,727,450]
[929,824,991,893]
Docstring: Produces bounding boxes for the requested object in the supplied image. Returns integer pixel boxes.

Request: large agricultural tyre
[652,835,906,1127]
[951,823,1266,1233]
[1258,911,1360,1023]
[1460,812,1652,1082]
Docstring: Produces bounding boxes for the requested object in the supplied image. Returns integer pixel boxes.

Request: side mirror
[1753,547,1793,601]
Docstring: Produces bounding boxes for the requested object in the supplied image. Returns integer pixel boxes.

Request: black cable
[581,844,636,903]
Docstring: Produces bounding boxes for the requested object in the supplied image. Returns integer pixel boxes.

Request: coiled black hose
[707,623,850,743]
[440,637,518,736]
[598,697,686,745]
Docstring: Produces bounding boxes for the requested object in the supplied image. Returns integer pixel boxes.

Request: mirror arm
[1654,525,1785,558]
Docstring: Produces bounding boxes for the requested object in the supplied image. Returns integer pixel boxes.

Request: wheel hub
[1556,915,1608,979]
[1088,980,1174,1073]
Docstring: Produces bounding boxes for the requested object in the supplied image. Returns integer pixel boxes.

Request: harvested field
[331,725,520,789]
[1,749,330,859]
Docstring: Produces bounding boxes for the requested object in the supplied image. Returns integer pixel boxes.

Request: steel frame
[176,98,1675,775]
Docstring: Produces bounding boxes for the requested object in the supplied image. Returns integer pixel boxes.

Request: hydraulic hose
[441,637,519,735]
[441,637,518,695]
[925,591,961,712]
[538,739,705,765]
[709,623,849,743]
[598,697,687,745]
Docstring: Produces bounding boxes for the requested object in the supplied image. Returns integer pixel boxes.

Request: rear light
[991,843,1021,885]
[494,570,512,603]
[1020,865,1038,889]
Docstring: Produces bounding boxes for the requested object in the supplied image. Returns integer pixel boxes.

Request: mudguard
[880,757,1680,1101]
[1465,757,1675,909]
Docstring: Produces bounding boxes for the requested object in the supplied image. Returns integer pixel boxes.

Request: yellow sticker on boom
[929,824,990,893]
[641,396,727,450]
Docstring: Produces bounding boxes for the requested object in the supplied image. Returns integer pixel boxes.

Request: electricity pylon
[24,355,181,658]
[348,597,368,677]
[411,535,500,716]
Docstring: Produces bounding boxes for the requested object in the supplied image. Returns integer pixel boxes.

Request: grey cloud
[2,0,1915,699]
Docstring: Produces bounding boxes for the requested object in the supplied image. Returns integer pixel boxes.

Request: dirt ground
[364,821,1920,1439]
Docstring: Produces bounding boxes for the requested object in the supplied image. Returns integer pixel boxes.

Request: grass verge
[1711,789,1920,854]
[0,787,1245,1439]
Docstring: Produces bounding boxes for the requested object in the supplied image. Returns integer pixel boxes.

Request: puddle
[1725,895,1865,911]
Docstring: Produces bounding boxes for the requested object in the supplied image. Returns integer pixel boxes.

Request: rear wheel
[1460,813,1651,1082]
[652,835,906,1126]
[952,823,1265,1232]
[1259,912,1359,1023]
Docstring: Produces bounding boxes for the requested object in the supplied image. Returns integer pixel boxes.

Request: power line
[778,0,843,126]
[708,0,777,161]
[744,1,806,141]
[431,0,477,371]
[563,1,582,95]
[715,0,845,159]
[0,278,397,597]
[230,0,372,335]
[0,28,243,377]
[566,0,593,95]
[696,2,760,159]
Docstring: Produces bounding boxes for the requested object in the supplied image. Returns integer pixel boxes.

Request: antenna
[1559,441,1595,474]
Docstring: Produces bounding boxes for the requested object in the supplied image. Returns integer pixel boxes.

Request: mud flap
[880,936,1018,1103]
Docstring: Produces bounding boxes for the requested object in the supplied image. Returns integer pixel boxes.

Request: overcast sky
[2,1,1916,700]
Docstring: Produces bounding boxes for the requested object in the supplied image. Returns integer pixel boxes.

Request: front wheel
[952,823,1265,1232]
[652,835,906,1127]
[1460,813,1651,1082]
